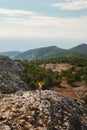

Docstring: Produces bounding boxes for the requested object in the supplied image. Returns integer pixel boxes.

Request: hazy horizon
[0,0,87,52]
[0,39,86,52]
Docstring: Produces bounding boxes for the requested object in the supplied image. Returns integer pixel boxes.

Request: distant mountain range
[0,51,21,58]
[14,43,87,60]
[14,46,67,60]
[0,43,87,60]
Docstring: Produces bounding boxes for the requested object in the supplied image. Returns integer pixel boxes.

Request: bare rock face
[0,56,29,93]
[0,90,87,130]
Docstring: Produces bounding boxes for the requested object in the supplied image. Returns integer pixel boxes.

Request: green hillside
[14,46,67,60]
[14,43,87,60]
[1,43,87,60]
[67,43,87,58]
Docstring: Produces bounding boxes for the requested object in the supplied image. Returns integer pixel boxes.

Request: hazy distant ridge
[0,51,21,58]
[14,43,87,60]
[0,43,87,60]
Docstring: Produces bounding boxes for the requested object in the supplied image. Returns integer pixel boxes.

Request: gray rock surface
[0,90,87,130]
[0,56,29,93]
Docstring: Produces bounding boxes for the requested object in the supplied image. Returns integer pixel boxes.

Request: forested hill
[0,43,87,60]
[70,43,87,53]
[14,46,67,60]
[14,43,87,60]
[68,43,87,57]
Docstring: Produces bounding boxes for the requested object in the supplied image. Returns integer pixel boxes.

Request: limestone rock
[0,90,87,130]
[0,56,29,94]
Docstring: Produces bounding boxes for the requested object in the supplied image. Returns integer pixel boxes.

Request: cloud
[0,12,87,41]
[0,8,35,16]
[52,0,87,10]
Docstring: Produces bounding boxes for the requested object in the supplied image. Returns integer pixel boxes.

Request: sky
[0,0,87,51]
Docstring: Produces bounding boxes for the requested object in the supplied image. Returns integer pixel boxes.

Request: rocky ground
[43,63,71,72]
[53,78,87,100]
[41,63,87,100]
[0,90,87,130]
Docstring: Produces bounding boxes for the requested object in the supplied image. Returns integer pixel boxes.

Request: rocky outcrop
[0,55,23,71]
[0,90,87,130]
[0,56,29,93]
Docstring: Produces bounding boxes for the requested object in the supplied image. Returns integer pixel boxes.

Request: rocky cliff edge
[0,56,29,93]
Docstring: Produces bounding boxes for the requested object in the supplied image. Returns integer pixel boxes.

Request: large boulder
[0,56,29,93]
[0,90,87,130]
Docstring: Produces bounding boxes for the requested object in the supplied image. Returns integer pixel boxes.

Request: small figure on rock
[37,81,44,96]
